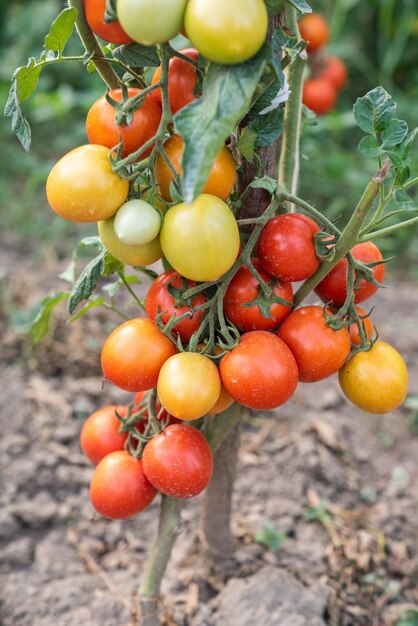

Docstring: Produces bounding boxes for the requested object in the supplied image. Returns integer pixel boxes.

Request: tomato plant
[151,48,199,114]
[84,0,133,44]
[298,12,329,52]
[348,306,373,346]
[116,0,188,45]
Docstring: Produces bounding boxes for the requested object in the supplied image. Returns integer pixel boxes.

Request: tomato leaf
[44,7,78,54]
[249,176,278,194]
[381,119,408,149]
[68,297,106,323]
[353,87,396,135]
[79,236,104,251]
[175,45,270,203]
[28,292,68,344]
[112,43,160,68]
[238,127,257,162]
[286,0,312,14]
[357,135,382,157]
[394,189,416,211]
[4,76,33,152]
[105,0,118,22]
[249,82,285,147]
[68,251,107,314]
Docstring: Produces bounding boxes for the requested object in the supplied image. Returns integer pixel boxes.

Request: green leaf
[250,102,284,148]
[353,87,396,134]
[264,0,285,13]
[28,292,68,344]
[387,128,418,169]
[175,45,270,203]
[249,176,278,194]
[381,119,408,149]
[44,7,77,53]
[69,298,105,322]
[254,520,287,552]
[357,135,382,157]
[112,43,160,68]
[103,252,124,276]
[79,236,104,250]
[14,60,44,103]
[105,0,118,22]
[396,609,418,626]
[238,127,257,161]
[394,189,416,210]
[4,77,33,152]
[68,252,106,314]
[397,166,410,186]
[286,0,312,13]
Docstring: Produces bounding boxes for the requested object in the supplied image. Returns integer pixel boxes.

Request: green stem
[117,270,145,311]
[280,191,341,235]
[404,176,418,189]
[360,215,418,242]
[203,403,243,452]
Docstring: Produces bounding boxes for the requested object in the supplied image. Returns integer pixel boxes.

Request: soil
[1,234,418,626]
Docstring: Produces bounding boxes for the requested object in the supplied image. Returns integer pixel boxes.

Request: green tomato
[116,0,188,45]
[114,199,161,246]
[185,0,268,65]
[98,215,162,266]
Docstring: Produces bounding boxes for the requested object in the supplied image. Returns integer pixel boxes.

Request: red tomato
[299,12,329,53]
[151,48,199,114]
[257,213,321,282]
[84,0,133,44]
[101,318,177,392]
[223,259,293,332]
[80,405,128,465]
[142,424,213,498]
[219,331,298,410]
[348,306,373,346]
[321,56,347,90]
[90,451,156,519]
[303,78,337,115]
[86,88,161,158]
[145,270,207,342]
[315,242,385,305]
[278,305,351,382]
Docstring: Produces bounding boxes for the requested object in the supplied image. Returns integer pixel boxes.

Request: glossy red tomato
[145,270,207,342]
[223,259,293,332]
[86,88,161,158]
[315,242,385,305]
[303,77,337,115]
[142,424,213,498]
[219,331,298,410]
[257,213,321,282]
[321,56,347,90]
[101,318,177,392]
[90,451,156,519]
[80,405,128,465]
[348,306,373,346]
[151,48,199,114]
[278,305,351,382]
[84,0,133,44]
[299,12,329,53]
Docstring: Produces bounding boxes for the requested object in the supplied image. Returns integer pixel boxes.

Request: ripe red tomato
[278,305,351,382]
[299,12,329,53]
[321,56,347,91]
[80,405,128,465]
[303,78,337,115]
[257,213,321,282]
[101,318,177,392]
[223,259,293,332]
[348,306,373,346]
[145,270,207,342]
[86,88,161,158]
[315,242,385,306]
[142,424,213,498]
[90,451,156,519]
[219,331,298,410]
[151,48,199,114]
[84,0,133,44]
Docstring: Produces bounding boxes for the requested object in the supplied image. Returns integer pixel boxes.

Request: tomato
[80,405,128,465]
[348,306,373,346]
[160,194,240,282]
[84,0,133,44]
[223,259,293,332]
[114,199,161,246]
[185,0,268,65]
[339,341,408,414]
[219,331,298,410]
[154,135,236,202]
[151,48,199,114]
[321,56,347,91]
[98,214,162,266]
[209,386,235,415]
[299,12,329,53]
[142,424,213,498]
[101,318,177,392]
[86,88,161,159]
[315,242,385,305]
[257,213,321,282]
[303,78,337,115]
[278,305,351,383]
[116,0,188,45]
[90,451,156,519]
[46,145,129,223]
[157,352,221,420]
[145,269,207,342]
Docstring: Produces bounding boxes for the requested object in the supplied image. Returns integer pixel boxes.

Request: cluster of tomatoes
[299,12,347,116]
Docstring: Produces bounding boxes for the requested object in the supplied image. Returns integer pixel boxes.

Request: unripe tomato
[116,0,188,45]
[349,306,373,346]
[157,352,221,420]
[209,386,235,415]
[142,424,213,498]
[321,56,347,91]
[90,451,156,519]
[257,213,321,282]
[114,199,161,246]
[101,318,177,392]
[98,215,163,266]
[86,88,161,158]
[160,194,240,282]
[154,135,236,202]
[278,305,351,383]
[339,341,408,414]
[219,331,299,410]
[145,270,207,342]
[84,0,133,44]
[315,242,385,306]
[185,0,268,65]
[80,405,128,465]
[151,48,199,114]
[303,78,337,115]
[299,12,329,53]
[46,145,129,223]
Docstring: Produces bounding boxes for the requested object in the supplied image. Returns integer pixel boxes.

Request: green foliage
[28,292,69,344]
[254,520,287,551]
[304,499,333,523]
[396,610,418,626]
